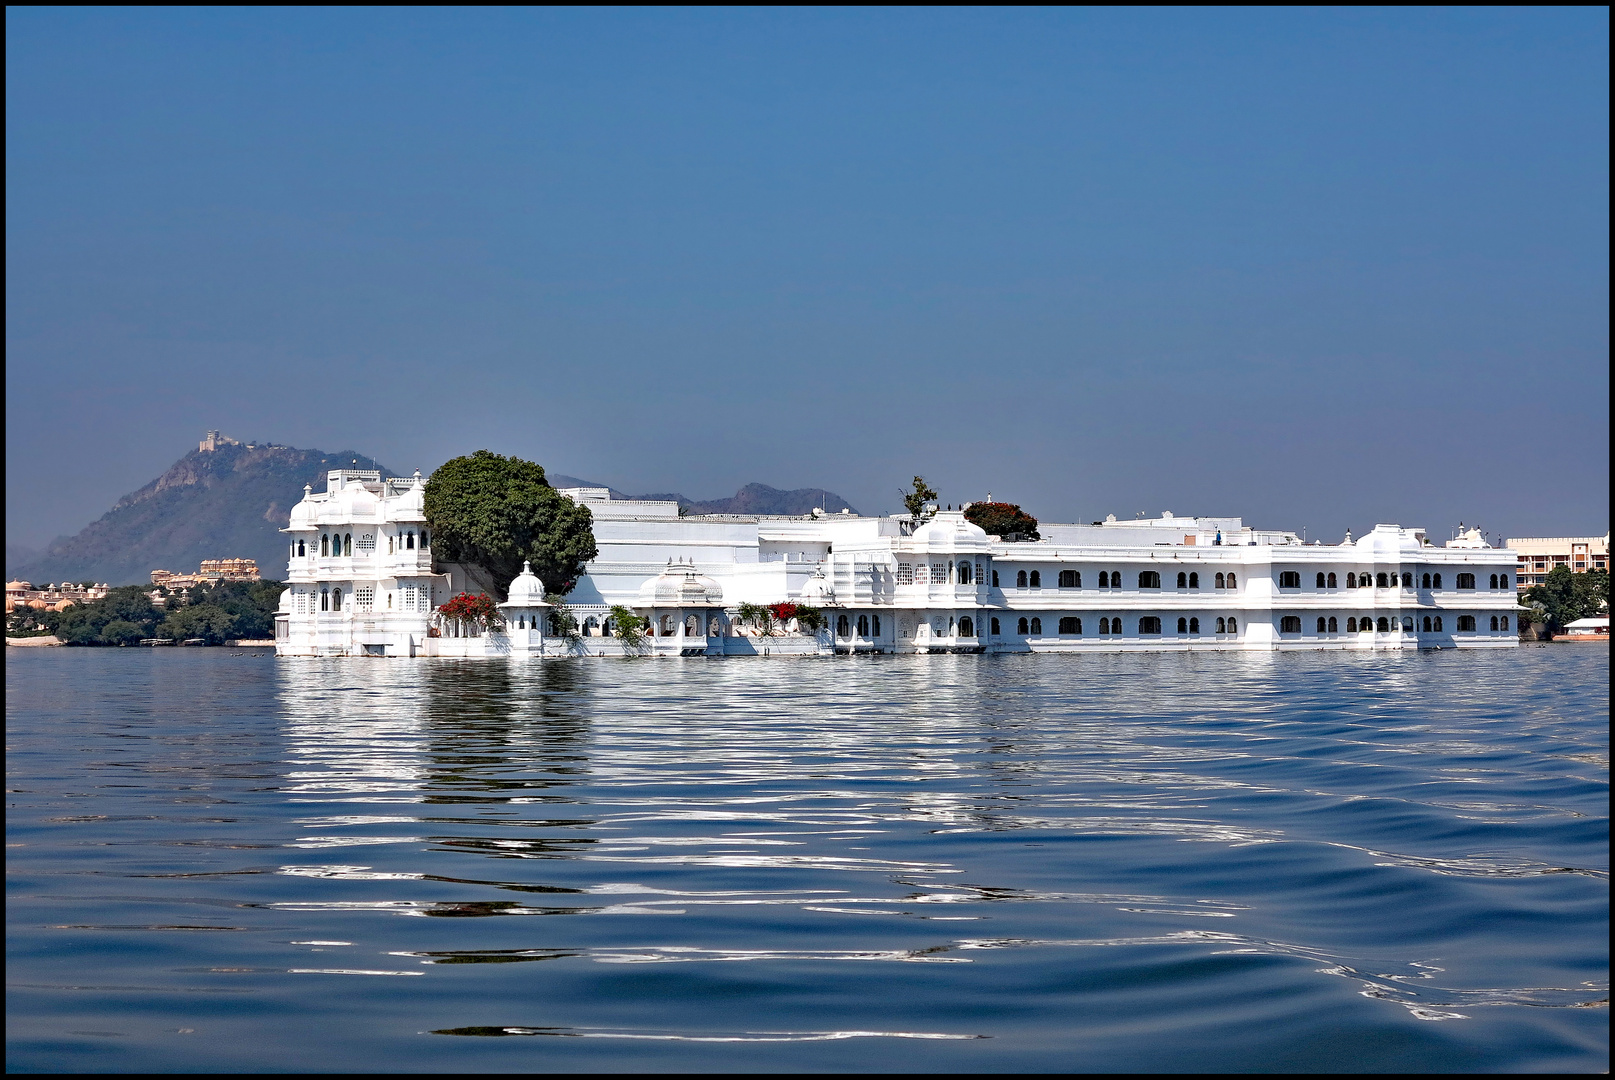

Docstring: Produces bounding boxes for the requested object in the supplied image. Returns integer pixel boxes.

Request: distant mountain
[549,475,857,517]
[10,449,859,588]
[10,442,392,587]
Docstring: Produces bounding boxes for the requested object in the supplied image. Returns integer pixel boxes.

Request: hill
[11,442,392,586]
[12,449,861,588]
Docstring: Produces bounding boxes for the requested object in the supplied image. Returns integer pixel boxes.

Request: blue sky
[6,8,1608,549]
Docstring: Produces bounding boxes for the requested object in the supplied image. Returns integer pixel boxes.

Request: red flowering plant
[436,592,502,630]
[767,602,798,623]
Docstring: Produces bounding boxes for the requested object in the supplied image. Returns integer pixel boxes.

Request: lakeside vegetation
[6,580,287,645]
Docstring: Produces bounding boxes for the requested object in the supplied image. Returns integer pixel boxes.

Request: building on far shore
[1505,533,1609,589]
[5,580,110,613]
[151,558,261,590]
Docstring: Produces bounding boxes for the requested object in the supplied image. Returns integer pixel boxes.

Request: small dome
[288,487,318,528]
[797,566,836,605]
[909,510,988,547]
[637,558,724,606]
[500,561,548,608]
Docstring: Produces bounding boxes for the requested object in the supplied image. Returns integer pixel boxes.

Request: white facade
[275,474,1520,657]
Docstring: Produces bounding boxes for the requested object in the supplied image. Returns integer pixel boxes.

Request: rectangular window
[932,563,948,585]
[356,587,375,611]
[913,564,928,585]
[356,533,376,552]
[1138,616,1162,634]
[896,563,914,585]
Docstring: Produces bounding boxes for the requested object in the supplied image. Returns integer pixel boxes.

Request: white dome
[637,559,724,606]
[797,566,836,605]
[501,561,548,608]
[909,511,988,547]
[288,486,318,528]
[330,480,381,520]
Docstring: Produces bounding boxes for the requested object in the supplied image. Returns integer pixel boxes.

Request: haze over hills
[8,443,858,587]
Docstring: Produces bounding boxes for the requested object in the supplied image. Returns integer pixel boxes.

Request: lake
[6,647,1608,1072]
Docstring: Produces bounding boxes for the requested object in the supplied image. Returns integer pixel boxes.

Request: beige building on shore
[151,558,261,590]
[1506,534,1609,589]
[5,580,111,613]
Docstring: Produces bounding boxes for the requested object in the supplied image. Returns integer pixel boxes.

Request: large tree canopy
[423,450,598,598]
[964,501,1040,541]
[1522,565,1608,631]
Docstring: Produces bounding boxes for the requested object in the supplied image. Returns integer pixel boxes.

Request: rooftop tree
[964,501,1041,541]
[423,450,598,599]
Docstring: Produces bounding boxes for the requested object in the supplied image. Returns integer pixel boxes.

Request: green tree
[1521,565,1598,632]
[545,594,580,637]
[98,620,146,646]
[159,604,238,645]
[1572,568,1609,622]
[963,501,1041,541]
[54,586,161,645]
[424,450,599,598]
[901,476,939,521]
[608,604,647,648]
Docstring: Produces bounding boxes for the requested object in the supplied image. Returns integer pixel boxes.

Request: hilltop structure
[273,470,1519,657]
[150,558,261,590]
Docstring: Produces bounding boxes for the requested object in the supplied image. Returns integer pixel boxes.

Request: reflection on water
[6,649,1608,1072]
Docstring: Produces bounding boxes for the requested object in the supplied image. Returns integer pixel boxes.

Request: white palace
[273,469,1520,657]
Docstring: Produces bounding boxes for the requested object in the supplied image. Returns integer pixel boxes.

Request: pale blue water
[6,648,1608,1072]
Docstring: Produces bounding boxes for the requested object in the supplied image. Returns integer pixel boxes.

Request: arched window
[388,535,394,554]
[1432,573,1442,588]
[332,589,342,612]
[320,588,329,611]
[684,615,698,636]
[320,534,329,557]
[1402,617,1413,631]
[1029,571,1041,588]
[1489,615,1498,630]
[837,614,850,637]
[1376,617,1389,632]
[1215,573,1225,589]
[872,615,881,636]
[1327,573,1337,588]
[406,531,415,550]
[1139,616,1161,634]
[1227,574,1236,589]
[1422,616,1431,631]
[1139,571,1160,589]
[298,539,307,557]
[958,562,972,585]
[1098,571,1110,588]
[1488,574,1498,589]
[992,571,1000,587]
[1017,617,1029,634]
[1498,574,1507,589]
[1399,572,1410,587]
[991,618,1001,635]
[1029,617,1042,635]
[1376,572,1387,587]
[1316,617,1327,633]
[1178,617,1188,633]
[1281,616,1302,633]
[857,614,870,636]
[421,531,429,549]
[1500,616,1509,630]
[1456,615,1476,632]
[1189,617,1200,633]
[1189,572,1199,588]
[1279,571,1300,588]
[1178,572,1188,588]
[1059,617,1080,634]
[1216,617,1227,633]
[1059,570,1081,588]
[1434,616,1443,631]
[959,617,974,637]
[1346,573,1356,588]
[1099,617,1111,634]
[1227,617,1237,632]
[1421,573,1431,588]
[343,533,352,556]
[1316,573,1326,588]
[1346,617,1357,632]
[1017,570,1027,588]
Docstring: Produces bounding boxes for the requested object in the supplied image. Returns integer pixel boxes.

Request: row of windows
[294,530,430,558]
[995,615,1235,636]
[1278,614,1495,633]
[1005,569,1236,590]
[292,584,432,614]
[1294,571,1507,590]
[895,561,985,586]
